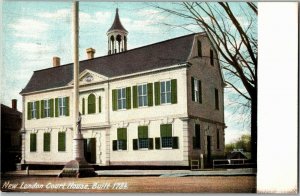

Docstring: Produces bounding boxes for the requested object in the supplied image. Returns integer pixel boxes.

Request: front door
[84,138,96,164]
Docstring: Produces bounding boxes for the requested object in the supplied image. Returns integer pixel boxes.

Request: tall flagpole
[73,1,79,136]
[59,1,96,177]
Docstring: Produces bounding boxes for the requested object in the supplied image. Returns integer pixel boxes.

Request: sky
[0,1,254,144]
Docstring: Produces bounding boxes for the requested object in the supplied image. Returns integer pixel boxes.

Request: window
[44,133,50,152]
[112,87,131,111]
[160,81,171,104]
[210,49,214,66]
[155,80,177,105]
[56,97,69,117]
[138,126,148,149]
[88,94,96,114]
[31,102,37,119]
[58,97,66,116]
[112,128,127,151]
[192,78,202,103]
[215,88,219,110]
[216,129,220,149]
[138,84,148,107]
[44,99,50,118]
[155,124,179,149]
[30,133,37,152]
[193,124,201,149]
[160,124,173,148]
[117,88,126,110]
[197,40,202,57]
[58,132,66,151]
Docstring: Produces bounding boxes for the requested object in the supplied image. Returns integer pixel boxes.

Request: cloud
[37,9,70,20]
[14,42,56,53]
[9,18,49,39]
[79,11,112,25]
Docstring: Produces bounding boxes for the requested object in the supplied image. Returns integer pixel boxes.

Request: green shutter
[133,139,138,150]
[99,96,101,113]
[133,85,138,108]
[30,133,36,152]
[112,140,117,151]
[122,141,127,150]
[147,83,153,106]
[171,79,177,104]
[49,99,54,117]
[126,87,131,109]
[148,138,154,150]
[88,94,96,114]
[191,77,195,102]
[172,137,179,149]
[82,98,85,115]
[155,137,160,149]
[35,101,40,119]
[198,80,202,103]
[65,97,69,116]
[138,126,148,138]
[55,98,59,117]
[58,132,66,151]
[41,100,44,118]
[117,128,127,140]
[160,124,172,137]
[154,82,160,105]
[44,133,50,152]
[112,89,117,111]
[27,102,31,120]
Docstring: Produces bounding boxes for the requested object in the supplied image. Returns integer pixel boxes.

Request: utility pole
[59,1,96,177]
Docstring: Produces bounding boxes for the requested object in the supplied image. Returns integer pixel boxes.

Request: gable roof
[20,33,198,94]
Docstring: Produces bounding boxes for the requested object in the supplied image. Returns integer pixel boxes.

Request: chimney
[12,99,17,110]
[86,48,96,59]
[53,56,60,67]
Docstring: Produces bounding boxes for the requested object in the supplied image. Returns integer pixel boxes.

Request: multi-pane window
[44,99,50,118]
[194,79,200,102]
[31,102,37,119]
[58,97,66,116]
[160,80,171,104]
[215,88,219,110]
[191,77,202,103]
[138,126,148,149]
[117,88,126,110]
[112,128,127,151]
[138,84,148,107]
[160,124,173,148]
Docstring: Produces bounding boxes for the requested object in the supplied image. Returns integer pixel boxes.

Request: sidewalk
[3,168,256,177]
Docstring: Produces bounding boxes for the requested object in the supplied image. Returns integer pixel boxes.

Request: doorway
[207,136,211,164]
[84,138,96,164]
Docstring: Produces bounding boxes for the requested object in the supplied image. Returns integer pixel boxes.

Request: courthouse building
[20,9,225,168]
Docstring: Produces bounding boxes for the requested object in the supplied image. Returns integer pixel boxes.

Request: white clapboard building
[20,9,225,168]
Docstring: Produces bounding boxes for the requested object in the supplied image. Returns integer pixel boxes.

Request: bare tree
[151,2,257,164]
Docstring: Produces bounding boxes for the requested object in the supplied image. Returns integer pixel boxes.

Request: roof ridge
[33,33,201,73]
